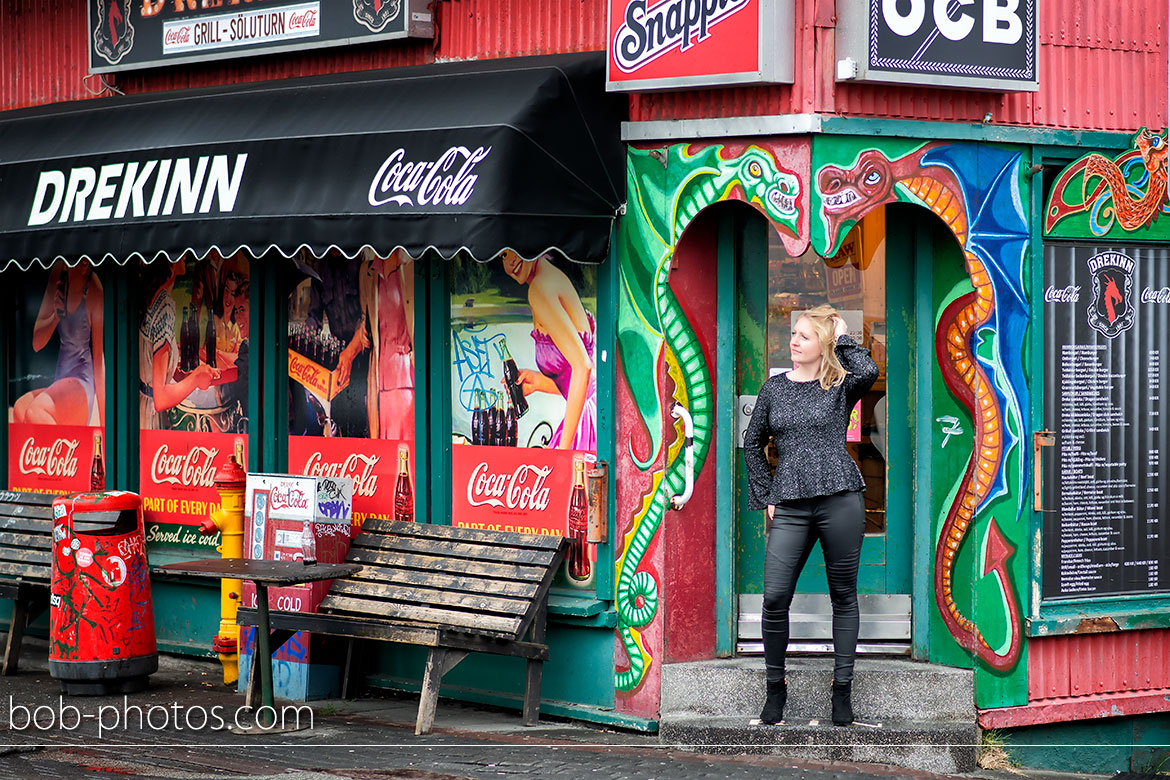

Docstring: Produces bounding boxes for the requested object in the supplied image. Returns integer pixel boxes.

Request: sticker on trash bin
[54,503,67,519]
[103,556,127,587]
[75,548,93,567]
[70,538,80,550]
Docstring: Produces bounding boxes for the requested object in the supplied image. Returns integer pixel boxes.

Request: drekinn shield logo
[1086,251,1136,339]
[353,0,401,32]
[93,0,135,65]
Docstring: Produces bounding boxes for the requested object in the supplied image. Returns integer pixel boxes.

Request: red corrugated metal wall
[3,1,1164,133]
[629,0,1168,133]
[1,0,606,107]
[1,1,95,110]
[1028,630,1170,700]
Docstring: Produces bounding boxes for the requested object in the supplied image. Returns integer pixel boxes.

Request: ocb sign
[836,0,1037,91]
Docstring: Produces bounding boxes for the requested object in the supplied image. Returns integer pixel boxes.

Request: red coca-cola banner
[452,444,587,535]
[139,430,246,526]
[8,424,102,494]
[288,436,412,525]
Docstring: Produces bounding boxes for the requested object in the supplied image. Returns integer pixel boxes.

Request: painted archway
[613,140,809,716]
[810,139,1032,703]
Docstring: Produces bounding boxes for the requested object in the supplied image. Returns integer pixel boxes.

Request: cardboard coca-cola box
[241,473,355,613]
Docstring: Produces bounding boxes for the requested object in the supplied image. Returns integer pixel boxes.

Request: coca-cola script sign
[452,444,585,535]
[289,435,409,525]
[139,430,246,528]
[8,424,100,494]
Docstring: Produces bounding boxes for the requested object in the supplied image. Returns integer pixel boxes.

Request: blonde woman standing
[743,305,878,727]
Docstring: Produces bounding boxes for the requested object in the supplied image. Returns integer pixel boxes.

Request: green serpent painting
[614,143,802,692]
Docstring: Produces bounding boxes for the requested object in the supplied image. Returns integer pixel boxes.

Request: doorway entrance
[734,206,914,654]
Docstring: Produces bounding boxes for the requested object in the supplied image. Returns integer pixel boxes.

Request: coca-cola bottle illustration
[204,309,217,369]
[485,392,498,446]
[394,445,414,523]
[505,399,517,447]
[301,518,317,565]
[178,305,193,372]
[498,340,529,418]
[471,391,484,445]
[566,457,591,583]
[90,432,105,492]
[492,392,507,447]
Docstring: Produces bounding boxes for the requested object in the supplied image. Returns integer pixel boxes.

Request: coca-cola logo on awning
[466,462,552,511]
[368,146,491,209]
[18,437,80,478]
[150,444,220,487]
[302,451,379,498]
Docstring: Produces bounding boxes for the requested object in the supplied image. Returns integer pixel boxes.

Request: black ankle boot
[759,679,787,725]
[831,679,853,726]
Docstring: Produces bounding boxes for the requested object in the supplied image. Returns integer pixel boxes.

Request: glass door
[736,207,912,653]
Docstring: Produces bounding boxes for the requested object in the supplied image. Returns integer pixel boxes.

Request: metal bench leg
[522,598,549,726]
[416,648,467,736]
[2,597,31,676]
[341,638,358,699]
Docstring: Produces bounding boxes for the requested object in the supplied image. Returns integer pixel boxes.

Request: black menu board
[1042,243,1170,599]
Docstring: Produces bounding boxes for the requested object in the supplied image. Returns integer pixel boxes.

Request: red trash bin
[50,491,158,695]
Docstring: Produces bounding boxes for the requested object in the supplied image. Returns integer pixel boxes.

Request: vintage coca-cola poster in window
[287,249,415,526]
[137,252,250,543]
[449,251,597,587]
[7,260,106,494]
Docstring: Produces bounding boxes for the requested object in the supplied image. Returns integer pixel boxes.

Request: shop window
[7,260,107,494]
[449,251,599,589]
[764,210,888,534]
[287,249,416,527]
[137,251,250,546]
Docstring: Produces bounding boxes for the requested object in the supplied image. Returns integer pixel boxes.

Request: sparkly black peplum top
[743,335,879,509]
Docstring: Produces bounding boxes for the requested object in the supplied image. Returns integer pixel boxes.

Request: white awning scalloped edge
[0,242,583,273]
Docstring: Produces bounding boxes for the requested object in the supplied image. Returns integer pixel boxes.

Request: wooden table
[156,558,362,728]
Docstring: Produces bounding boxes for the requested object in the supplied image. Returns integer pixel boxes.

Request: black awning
[0,53,625,271]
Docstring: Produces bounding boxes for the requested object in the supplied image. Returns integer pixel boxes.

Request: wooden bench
[0,490,62,675]
[237,517,568,735]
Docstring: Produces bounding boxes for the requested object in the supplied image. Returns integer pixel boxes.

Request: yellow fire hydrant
[199,453,247,685]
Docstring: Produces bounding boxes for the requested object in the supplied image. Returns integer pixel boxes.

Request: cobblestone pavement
[0,647,1100,780]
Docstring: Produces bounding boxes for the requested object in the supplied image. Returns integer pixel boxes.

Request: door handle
[670,404,694,510]
[1033,430,1055,512]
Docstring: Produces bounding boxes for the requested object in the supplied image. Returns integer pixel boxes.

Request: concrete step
[660,715,979,775]
[661,656,975,721]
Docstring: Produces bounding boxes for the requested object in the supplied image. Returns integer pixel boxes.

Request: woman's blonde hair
[797,304,848,390]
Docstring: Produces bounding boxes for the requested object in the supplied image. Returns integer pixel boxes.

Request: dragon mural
[1046,127,1170,238]
[615,143,803,692]
[815,142,1030,671]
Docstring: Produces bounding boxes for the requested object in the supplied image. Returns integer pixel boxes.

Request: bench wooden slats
[0,491,63,675]
[0,560,52,581]
[353,533,558,567]
[347,546,547,582]
[346,565,541,600]
[360,517,562,550]
[237,517,568,735]
[321,594,522,636]
[0,532,54,551]
[327,578,531,616]
[0,491,57,505]
[0,505,55,522]
[0,547,52,565]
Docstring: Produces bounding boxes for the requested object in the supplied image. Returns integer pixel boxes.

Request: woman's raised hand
[833,315,848,339]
